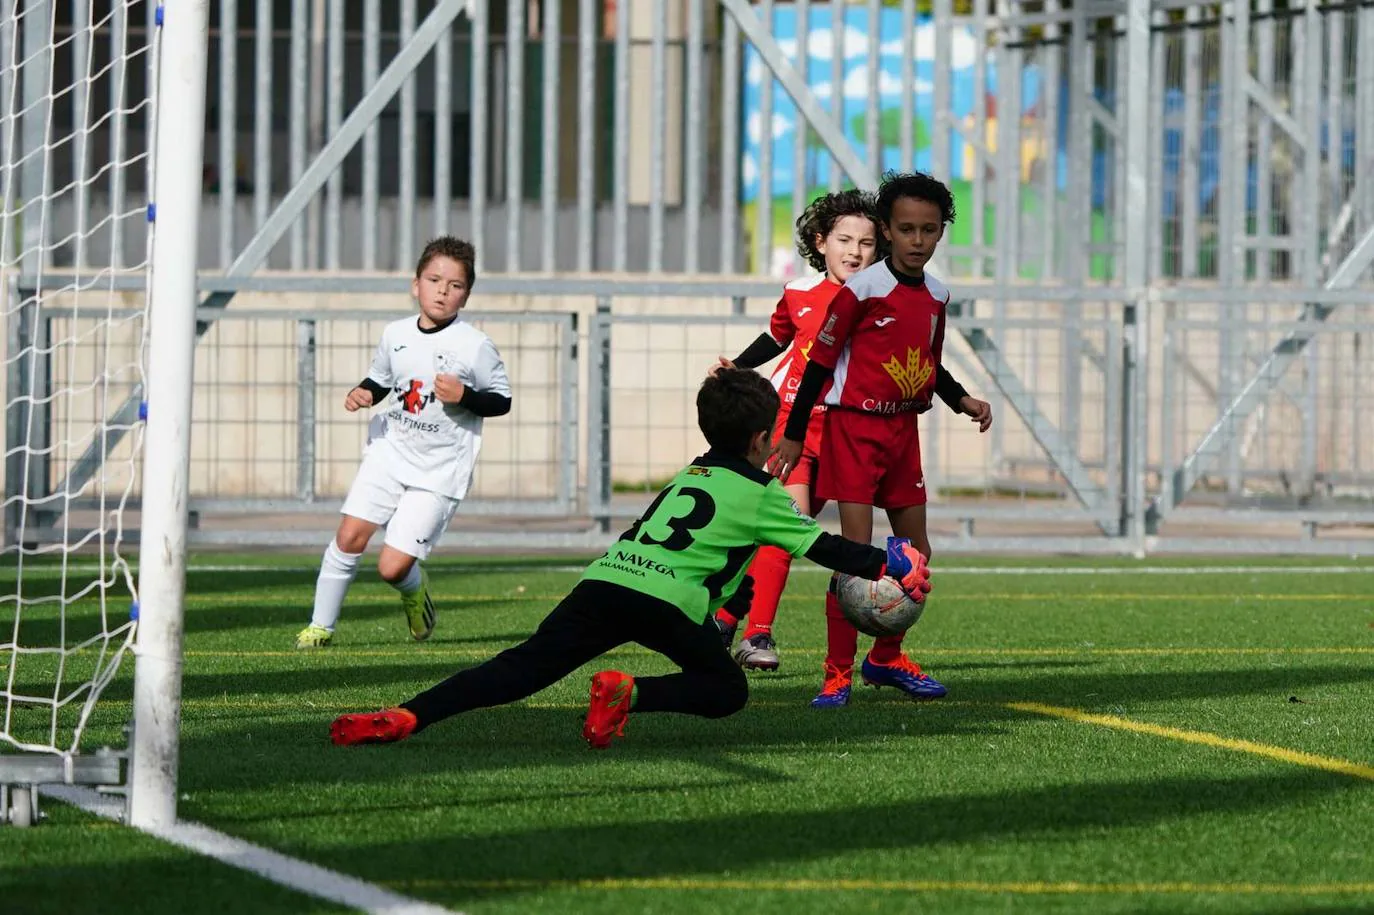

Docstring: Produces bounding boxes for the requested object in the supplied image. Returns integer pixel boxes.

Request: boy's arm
[348,334,392,408]
[458,338,513,417]
[731,334,787,370]
[753,485,884,580]
[803,533,886,580]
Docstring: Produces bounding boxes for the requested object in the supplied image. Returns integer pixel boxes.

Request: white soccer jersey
[363,316,511,500]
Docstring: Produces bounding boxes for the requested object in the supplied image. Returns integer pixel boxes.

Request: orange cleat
[583,670,635,749]
[330,707,418,746]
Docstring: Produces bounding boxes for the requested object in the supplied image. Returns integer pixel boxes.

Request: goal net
[1,1,157,808]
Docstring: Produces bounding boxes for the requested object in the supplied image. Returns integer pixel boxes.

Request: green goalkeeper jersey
[580,452,824,622]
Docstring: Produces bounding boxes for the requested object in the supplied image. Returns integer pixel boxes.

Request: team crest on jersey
[397,380,436,414]
[433,350,460,375]
[881,348,934,400]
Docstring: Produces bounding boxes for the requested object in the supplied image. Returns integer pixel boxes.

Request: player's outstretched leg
[296,538,363,649]
[861,635,947,700]
[584,670,636,749]
[331,707,418,745]
[733,545,791,672]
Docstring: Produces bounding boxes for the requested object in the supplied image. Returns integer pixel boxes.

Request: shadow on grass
[220,769,1370,911]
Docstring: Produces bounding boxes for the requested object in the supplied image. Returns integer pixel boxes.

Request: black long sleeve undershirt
[357,377,388,400]
[804,533,886,580]
[784,360,831,440]
[459,387,513,417]
[935,364,968,410]
[732,333,787,370]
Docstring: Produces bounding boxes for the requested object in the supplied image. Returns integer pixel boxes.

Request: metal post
[899,0,915,173]
[685,0,705,274]
[1122,0,1151,553]
[434,14,452,237]
[361,0,380,270]
[576,0,596,271]
[253,0,272,235]
[325,0,343,268]
[505,0,525,272]
[649,0,668,273]
[612,0,629,271]
[218,0,237,268]
[559,314,578,512]
[720,12,740,273]
[130,0,211,831]
[471,0,489,272]
[400,0,418,267]
[540,0,560,271]
[755,0,774,275]
[588,297,613,531]
[296,319,317,501]
[289,0,308,268]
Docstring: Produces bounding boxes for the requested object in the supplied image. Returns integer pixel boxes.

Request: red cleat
[583,670,635,749]
[330,707,418,746]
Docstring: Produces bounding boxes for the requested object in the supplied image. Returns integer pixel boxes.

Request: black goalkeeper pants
[401,579,748,731]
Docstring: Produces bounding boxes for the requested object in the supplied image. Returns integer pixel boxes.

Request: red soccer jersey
[809,260,950,414]
[766,273,842,413]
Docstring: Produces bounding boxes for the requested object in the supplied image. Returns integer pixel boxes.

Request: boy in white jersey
[295,237,512,648]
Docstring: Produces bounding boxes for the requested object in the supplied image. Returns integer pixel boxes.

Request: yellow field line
[183,645,1374,659]
[387,876,1374,896]
[1006,701,1374,781]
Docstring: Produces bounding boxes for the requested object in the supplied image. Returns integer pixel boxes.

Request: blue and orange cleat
[584,670,635,749]
[809,661,852,708]
[860,653,947,700]
[330,707,418,746]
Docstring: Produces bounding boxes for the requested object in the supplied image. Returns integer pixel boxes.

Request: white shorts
[340,445,460,561]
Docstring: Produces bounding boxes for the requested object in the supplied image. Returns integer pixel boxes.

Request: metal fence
[6,275,1372,554]
[9,0,1373,281]
[3,0,1373,553]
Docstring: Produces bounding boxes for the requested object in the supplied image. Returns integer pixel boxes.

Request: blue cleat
[809,661,852,708]
[860,653,947,700]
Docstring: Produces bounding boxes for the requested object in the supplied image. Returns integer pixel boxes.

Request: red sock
[824,585,859,672]
[868,633,905,665]
[741,546,792,639]
[714,608,739,628]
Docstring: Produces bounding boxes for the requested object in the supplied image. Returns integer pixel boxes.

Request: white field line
[41,785,461,915]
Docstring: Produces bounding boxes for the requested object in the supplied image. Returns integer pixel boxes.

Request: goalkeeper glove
[884,537,932,601]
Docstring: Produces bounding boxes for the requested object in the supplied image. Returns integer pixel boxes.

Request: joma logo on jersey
[881,348,934,400]
[397,380,436,414]
[615,551,677,577]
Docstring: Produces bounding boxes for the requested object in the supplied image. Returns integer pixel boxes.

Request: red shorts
[774,407,825,493]
[815,409,926,509]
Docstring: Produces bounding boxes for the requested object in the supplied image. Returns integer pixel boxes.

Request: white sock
[392,561,422,595]
[310,540,361,631]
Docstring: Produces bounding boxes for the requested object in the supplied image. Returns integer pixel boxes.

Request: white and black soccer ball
[834,574,925,638]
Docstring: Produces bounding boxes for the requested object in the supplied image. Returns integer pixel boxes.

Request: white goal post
[0,0,208,830]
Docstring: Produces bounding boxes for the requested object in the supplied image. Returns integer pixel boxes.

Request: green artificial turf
[3,553,1373,914]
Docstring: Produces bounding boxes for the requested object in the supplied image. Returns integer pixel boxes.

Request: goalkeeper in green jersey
[330,368,932,750]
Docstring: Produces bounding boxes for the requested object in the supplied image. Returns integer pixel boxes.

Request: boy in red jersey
[774,171,994,707]
[709,190,882,672]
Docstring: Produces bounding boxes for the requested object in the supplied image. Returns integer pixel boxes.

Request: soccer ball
[834,574,925,638]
